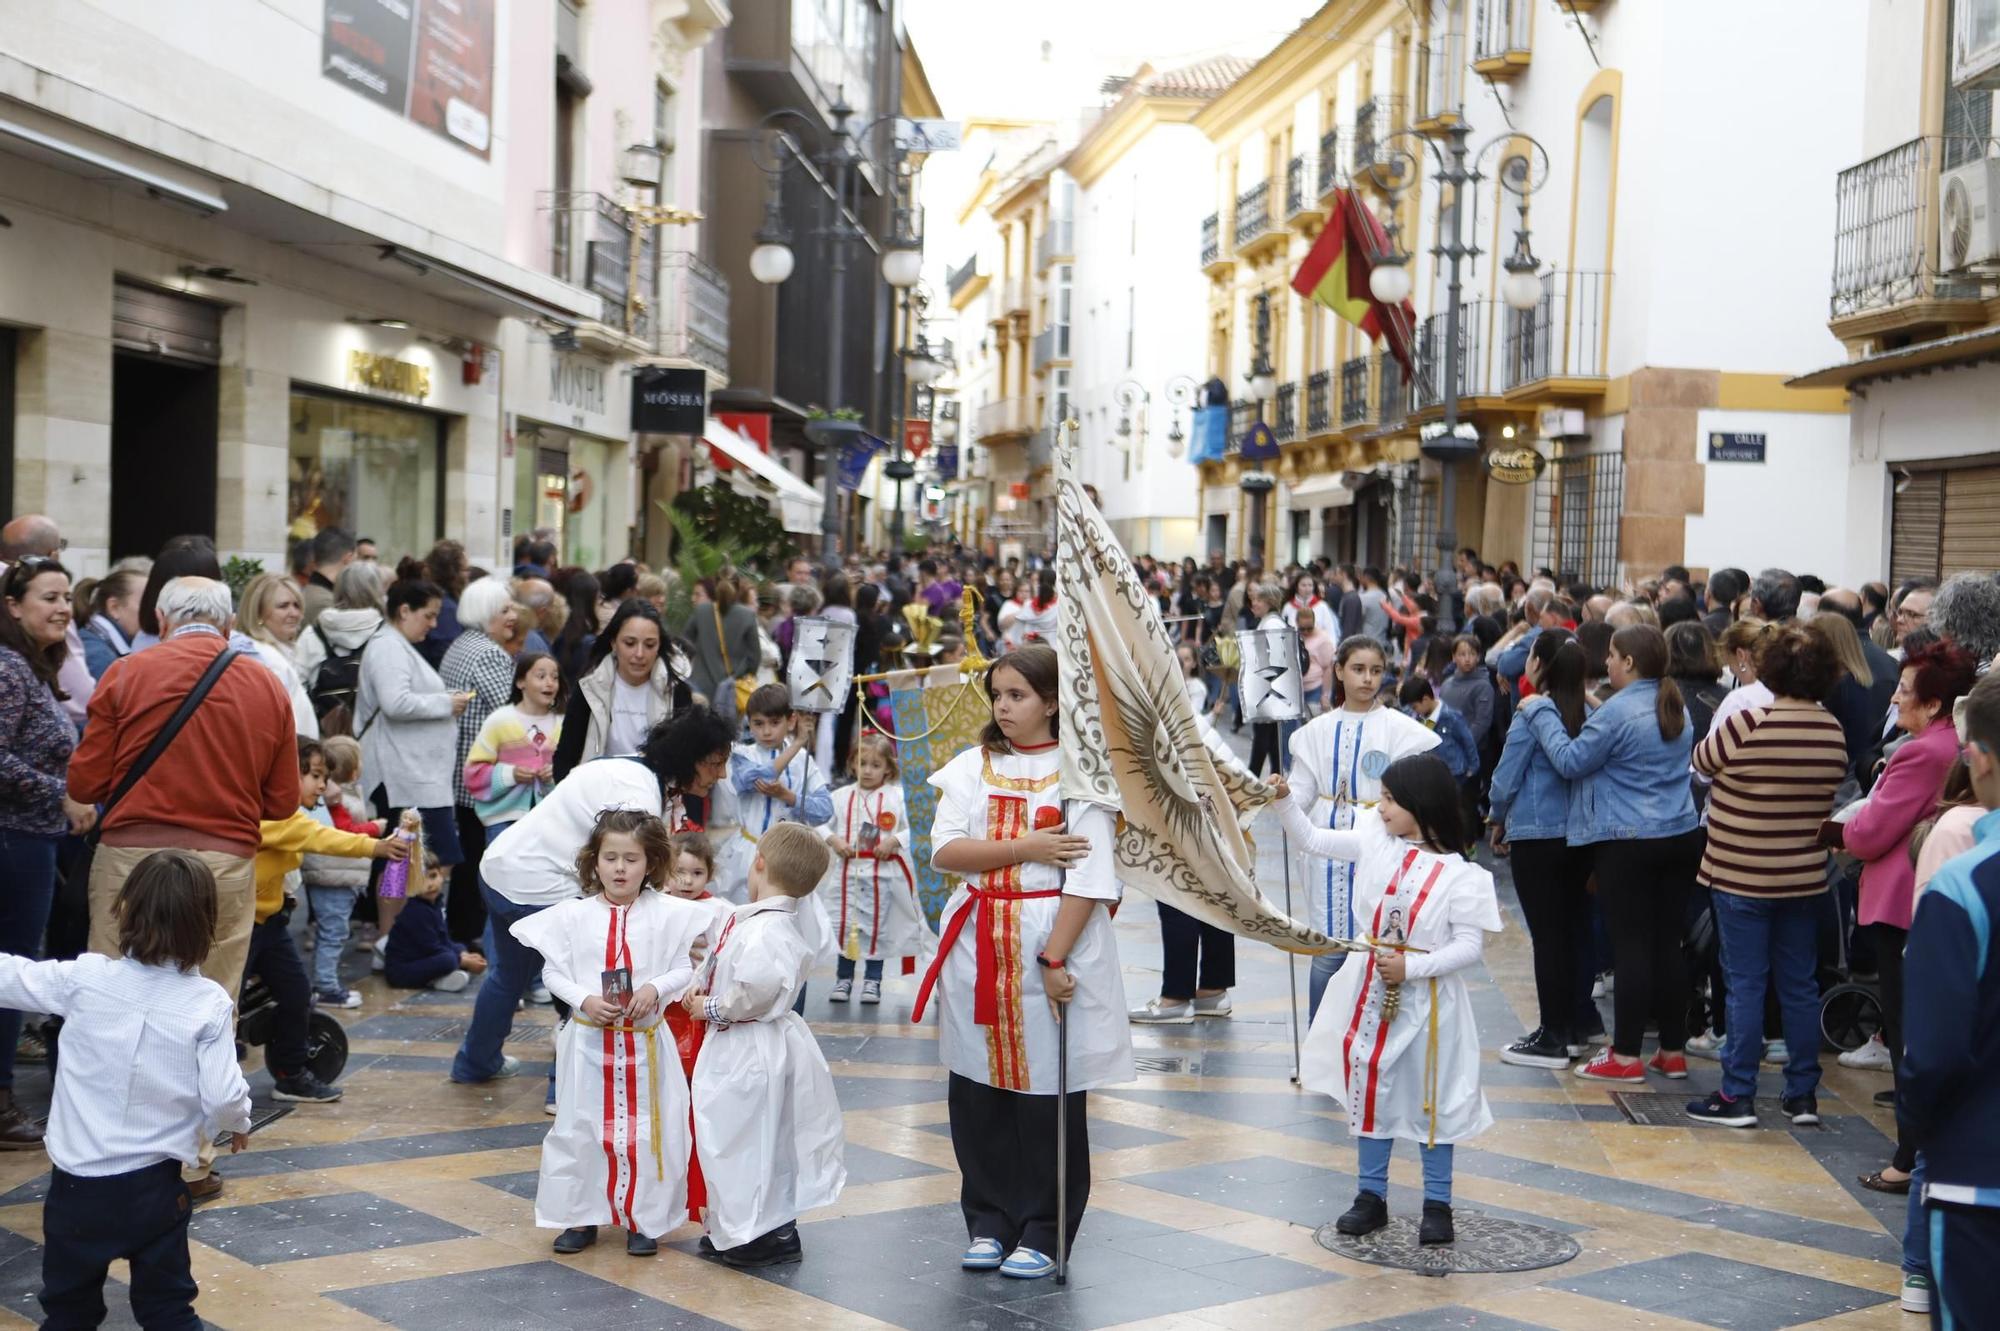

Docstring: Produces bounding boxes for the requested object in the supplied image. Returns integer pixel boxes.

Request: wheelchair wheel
[268,1011,350,1084]
[1820,982,1883,1053]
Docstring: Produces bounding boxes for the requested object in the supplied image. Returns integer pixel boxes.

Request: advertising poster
[323,0,493,158]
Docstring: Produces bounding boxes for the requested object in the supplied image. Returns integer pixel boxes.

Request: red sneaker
[1648,1050,1689,1080]
[1572,1050,1647,1083]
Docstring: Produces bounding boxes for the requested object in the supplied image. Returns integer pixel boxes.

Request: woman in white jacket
[356,576,472,935]
[238,572,319,737]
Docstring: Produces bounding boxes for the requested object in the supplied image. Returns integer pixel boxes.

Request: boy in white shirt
[722,685,833,902]
[0,850,252,1326]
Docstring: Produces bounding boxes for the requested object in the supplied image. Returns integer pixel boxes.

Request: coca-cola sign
[1485,446,1548,485]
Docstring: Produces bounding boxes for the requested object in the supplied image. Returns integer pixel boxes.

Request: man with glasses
[0,514,93,722]
[1893,579,1938,654]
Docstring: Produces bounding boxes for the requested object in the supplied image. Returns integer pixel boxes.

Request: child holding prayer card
[511,810,712,1258]
[1273,752,1501,1249]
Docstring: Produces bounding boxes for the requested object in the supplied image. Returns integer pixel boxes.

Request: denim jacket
[1523,680,1698,844]
[1487,706,1570,842]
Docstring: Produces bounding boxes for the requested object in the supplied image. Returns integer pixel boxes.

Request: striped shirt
[1694,698,1849,898]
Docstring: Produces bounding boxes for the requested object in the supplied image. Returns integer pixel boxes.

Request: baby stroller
[235,974,349,1084]
[1818,856,1884,1052]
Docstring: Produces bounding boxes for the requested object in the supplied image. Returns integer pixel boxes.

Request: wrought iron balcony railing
[1474,0,1532,64]
[1831,136,1986,319]
[1340,355,1373,427]
[1306,369,1332,434]
[1285,156,1308,218]
[1233,181,1271,249]
[1377,355,1407,429]
[1200,212,1221,268]
[1503,270,1611,389]
[655,252,729,374]
[1229,398,1256,451]
[1274,382,1299,442]
[1317,129,1341,197]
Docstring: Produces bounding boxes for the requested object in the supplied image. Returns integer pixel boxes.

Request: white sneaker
[1839,1034,1893,1071]
[1591,972,1613,999]
[430,969,471,993]
[526,984,551,1005]
[371,936,387,973]
[1763,1039,1789,1066]
[1192,993,1233,1018]
[1901,1273,1932,1314]
[828,978,853,1003]
[860,979,882,1005]
[1686,1028,1724,1061]
[1128,998,1196,1024]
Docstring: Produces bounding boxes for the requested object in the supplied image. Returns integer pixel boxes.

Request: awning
[1286,472,1355,508]
[703,419,824,535]
[1788,326,2000,391]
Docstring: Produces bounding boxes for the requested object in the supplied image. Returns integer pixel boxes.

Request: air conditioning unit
[1940,158,2000,270]
[1955,0,2000,88]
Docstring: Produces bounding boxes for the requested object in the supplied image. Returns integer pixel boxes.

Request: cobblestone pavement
[0,739,1911,1328]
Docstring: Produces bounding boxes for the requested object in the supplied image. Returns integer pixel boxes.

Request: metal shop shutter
[1942,465,2000,576]
[1892,471,1942,584]
[112,281,223,363]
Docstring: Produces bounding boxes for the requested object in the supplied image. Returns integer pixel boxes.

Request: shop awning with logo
[1286,472,1355,508]
[703,419,824,535]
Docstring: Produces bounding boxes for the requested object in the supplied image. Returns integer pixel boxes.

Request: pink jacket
[1845,718,1959,931]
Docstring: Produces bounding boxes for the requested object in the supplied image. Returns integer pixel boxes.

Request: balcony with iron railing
[1472,0,1532,77]
[1273,382,1299,442]
[1200,211,1230,277]
[1230,398,1256,451]
[1415,30,1467,133]
[1031,323,1071,373]
[975,396,1033,442]
[1412,300,1499,412]
[1377,355,1407,430]
[1353,96,1404,188]
[1036,220,1076,273]
[1306,369,1333,434]
[1316,129,1343,198]
[1831,136,1987,332]
[655,252,730,375]
[1234,180,1286,260]
[1285,154,1327,229]
[1340,355,1374,428]
[1502,270,1611,393]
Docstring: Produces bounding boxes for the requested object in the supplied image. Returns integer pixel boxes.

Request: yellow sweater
[255,811,377,923]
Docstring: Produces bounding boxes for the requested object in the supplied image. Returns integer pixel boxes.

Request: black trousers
[1593,830,1703,1057]
[243,910,310,1076]
[948,1073,1088,1257]
[41,1160,198,1330]
[1928,1200,2000,1330]
[1871,922,1917,1172]
[1248,720,1282,778]
[1158,902,1236,999]
[448,809,489,945]
[1508,838,1598,1041]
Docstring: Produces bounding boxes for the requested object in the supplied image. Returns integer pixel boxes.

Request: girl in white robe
[1285,636,1441,1020]
[1276,751,1502,1247]
[687,823,846,1265]
[913,644,1134,1280]
[820,734,935,1002]
[511,811,713,1256]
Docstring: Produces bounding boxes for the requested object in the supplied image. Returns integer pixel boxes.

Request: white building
[0,0,726,576]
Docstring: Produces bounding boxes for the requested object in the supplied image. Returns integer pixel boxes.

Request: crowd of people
[2,501,1998,1326]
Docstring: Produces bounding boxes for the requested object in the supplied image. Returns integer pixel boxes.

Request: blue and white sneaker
[999,1246,1056,1279]
[961,1237,1005,1270]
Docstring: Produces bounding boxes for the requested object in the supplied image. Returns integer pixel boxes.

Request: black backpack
[309,623,365,736]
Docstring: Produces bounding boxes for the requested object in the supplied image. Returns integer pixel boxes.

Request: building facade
[1191,0,1864,584]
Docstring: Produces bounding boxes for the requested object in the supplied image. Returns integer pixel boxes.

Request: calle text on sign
[1707,432,1767,463]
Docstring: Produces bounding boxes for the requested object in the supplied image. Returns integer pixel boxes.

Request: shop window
[288,390,444,565]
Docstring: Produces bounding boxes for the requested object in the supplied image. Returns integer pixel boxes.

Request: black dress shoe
[1419,1201,1455,1245]
[553,1225,598,1254]
[1335,1190,1388,1237]
[626,1230,658,1257]
[715,1222,804,1268]
[698,1234,718,1257]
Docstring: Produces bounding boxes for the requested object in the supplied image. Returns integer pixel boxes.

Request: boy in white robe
[685,822,847,1268]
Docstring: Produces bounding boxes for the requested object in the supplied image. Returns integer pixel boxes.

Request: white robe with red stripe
[1289,808,1502,1144]
[817,783,935,966]
[513,891,713,1236]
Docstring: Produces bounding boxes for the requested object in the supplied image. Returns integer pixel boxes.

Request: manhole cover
[1611,1091,1799,1130]
[1315,1210,1580,1275]
[1133,1055,1189,1074]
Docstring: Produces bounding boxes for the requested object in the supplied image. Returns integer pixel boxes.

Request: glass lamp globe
[1502,266,1543,312]
[1369,261,1412,307]
[749,242,795,285]
[905,351,946,386]
[882,246,924,288]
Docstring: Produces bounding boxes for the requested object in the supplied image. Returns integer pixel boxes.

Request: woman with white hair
[1927,571,2000,667]
[439,576,522,945]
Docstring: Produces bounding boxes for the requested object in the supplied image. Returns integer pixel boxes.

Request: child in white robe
[913,643,1134,1281]
[1276,751,1502,1247]
[512,810,713,1257]
[821,733,934,1003]
[685,822,847,1268]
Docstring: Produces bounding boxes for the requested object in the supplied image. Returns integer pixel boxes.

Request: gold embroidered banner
[1052,434,1331,953]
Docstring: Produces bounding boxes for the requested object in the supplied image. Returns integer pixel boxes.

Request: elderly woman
[551,599,690,782]
[1686,625,1850,1128]
[0,556,90,1147]
[238,572,319,737]
[357,577,472,939]
[297,561,386,693]
[440,575,521,944]
[1928,570,2000,665]
[1827,640,1979,1193]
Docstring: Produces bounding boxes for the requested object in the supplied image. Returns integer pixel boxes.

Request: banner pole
[1282,823,1302,1086]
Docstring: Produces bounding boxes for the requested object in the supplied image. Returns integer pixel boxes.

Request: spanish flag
[1291,187,1416,374]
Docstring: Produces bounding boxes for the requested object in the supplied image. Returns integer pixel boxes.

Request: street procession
[0,1,1996,1328]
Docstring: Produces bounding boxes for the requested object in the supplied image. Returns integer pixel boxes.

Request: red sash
[910,884,1062,1025]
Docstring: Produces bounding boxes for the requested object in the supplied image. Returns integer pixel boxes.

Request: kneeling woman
[912,643,1134,1279]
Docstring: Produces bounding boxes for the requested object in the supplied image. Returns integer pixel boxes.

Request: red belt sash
[910,884,1061,1024]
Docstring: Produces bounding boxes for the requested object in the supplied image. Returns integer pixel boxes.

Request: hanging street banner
[836,433,887,491]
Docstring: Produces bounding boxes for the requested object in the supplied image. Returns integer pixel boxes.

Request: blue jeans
[0,830,59,1089]
[1307,951,1347,1024]
[1904,1152,1929,1277]
[1714,891,1822,1101]
[450,882,548,1083]
[836,957,883,981]
[1358,1136,1454,1204]
[306,885,358,997]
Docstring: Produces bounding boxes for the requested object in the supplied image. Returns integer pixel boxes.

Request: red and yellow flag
[1290,188,1416,373]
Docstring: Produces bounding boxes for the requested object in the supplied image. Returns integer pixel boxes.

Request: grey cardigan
[356,625,458,808]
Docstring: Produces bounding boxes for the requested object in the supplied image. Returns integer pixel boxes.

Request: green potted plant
[803,405,867,450]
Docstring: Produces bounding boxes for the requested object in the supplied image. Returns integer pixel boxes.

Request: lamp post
[746,96,931,569]
[1242,291,1280,568]
[891,287,947,555]
[1366,123,1549,612]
